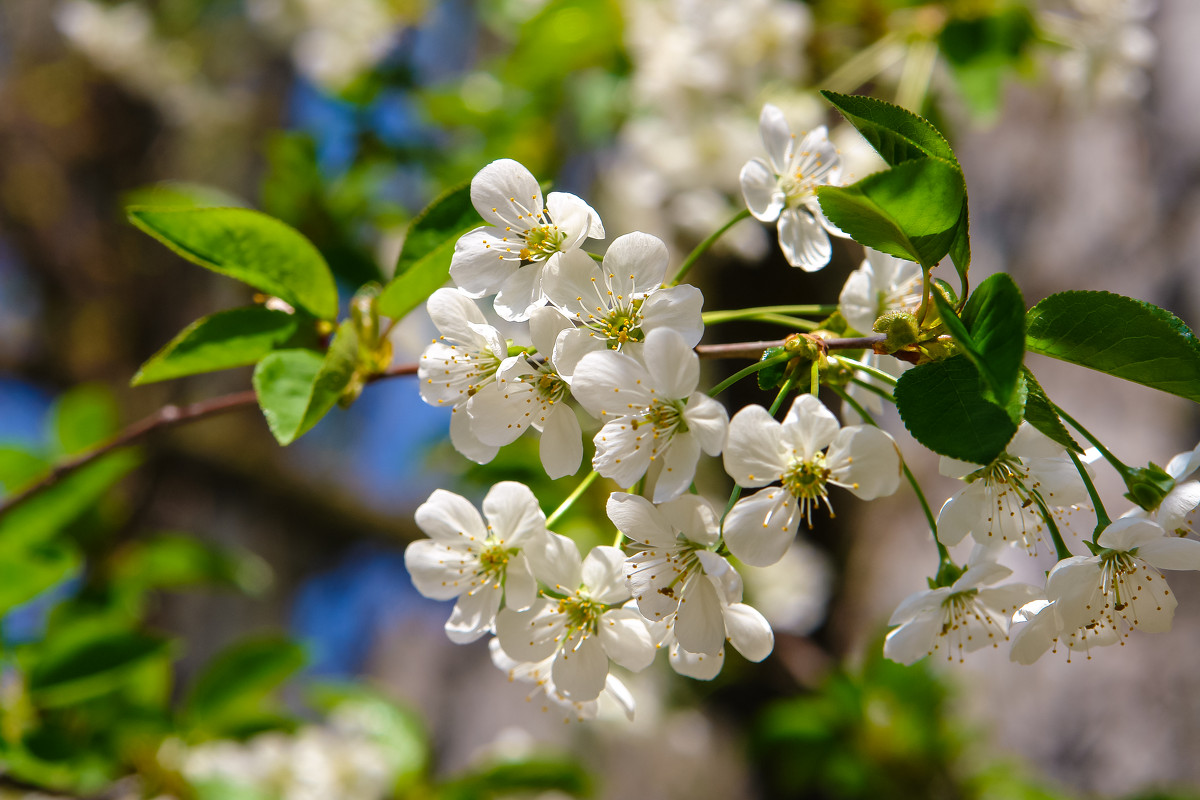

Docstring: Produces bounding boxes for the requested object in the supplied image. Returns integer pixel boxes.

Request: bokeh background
[2,0,1199,798]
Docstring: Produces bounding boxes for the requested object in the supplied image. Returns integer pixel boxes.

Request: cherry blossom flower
[541,231,703,378]
[1047,518,1200,636]
[417,288,508,464]
[450,159,604,321]
[884,555,1039,665]
[838,248,923,335]
[607,493,774,662]
[722,394,901,567]
[739,104,848,271]
[572,327,728,502]
[1008,598,1120,665]
[404,482,556,644]
[937,423,1091,554]
[496,544,656,702]
[488,639,636,723]
[466,307,582,479]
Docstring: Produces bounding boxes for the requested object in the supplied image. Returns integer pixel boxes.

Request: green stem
[670,208,752,286]
[1051,403,1133,479]
[810,360,821,396]
[707,350,792,398]
[702,305,837,325]
[1030,489,1074,561]
[834,385,950,567]
[829,355,898,386]
[546,470,600,528]
[848,376,895,402]
[752,314,819,331]
[917,267,933,325]
[1068,448,1111,541]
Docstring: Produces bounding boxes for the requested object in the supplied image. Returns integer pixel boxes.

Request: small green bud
[872,310,921,351]
[784,333,823,360]
[1123,463,1176,512]
[932,560,963,588]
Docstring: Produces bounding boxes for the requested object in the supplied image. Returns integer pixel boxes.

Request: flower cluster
[406,153,908,719]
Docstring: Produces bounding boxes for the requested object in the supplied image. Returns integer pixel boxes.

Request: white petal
[722,489,799,567]
[1008,423,1067,459]
[723,404,788,487]
[415,489,488,542]
[1009,604,1060,665]
[674,574,727,655]
[838,265,878,334]
[528,306,573,356]
[544,192,594,252]
[723,603,774,662]
[553,633,609,701]
[777,208,832,271]
[526,531,583,591]
[781,394,841,459]
[542,249,605,321]
[1158,481,1200,532]
[449,408,499,464]
[826,426,902,500]
[888,587,948,626]
[449,227,519,297]
[640,284,705,347]
[445,583,503,643]
[539,404,583,479]
[643,327,699,398]
[669,640,724,680]
[740,158,784,222]
[684,393,729,456]
[572,350,654,418]
[883,609,942,665]
[650,432,700,503]
[606,492,676,547]
[1135,536,1200,571]
[504,555,537,611]
[593,418,655,488]
[1045,557,1103,631]
[658,495,721,547]
[1167,443,1200,480]
[598,608,656,671]
[602,231,669,297]
[496,603,560,662]
[582,546,630,604]
[404,539,473,600]
[482,481,546,545]
[552,328,603,381]
[471,159,543,228]
[467,383,536,447]
[494,263,546,322]
[1097,517,1168,551]
[604,674,635,720]
[935,490,977,547]
[425,288,488,341]
[759,104,793,173]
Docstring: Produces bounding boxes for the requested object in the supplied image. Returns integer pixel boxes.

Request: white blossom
[1047,518,1200,637]
[466,307,582,479]
[937,423,1092,554]
[722,394,901,567]
[607,492,774,663]
[740,104,847,271]
[488,639,636,723]
[450,159,604,321]
[838,248,923,335]
[417,288,508,463]
[572,328,728,502]
[542,231,703,378]
[496,544,656,702]
[404,483,557,644]
[1008,598,1120,665]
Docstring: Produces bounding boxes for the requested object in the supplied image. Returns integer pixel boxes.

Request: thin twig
[0,362,420,524]
[695,334,887,360]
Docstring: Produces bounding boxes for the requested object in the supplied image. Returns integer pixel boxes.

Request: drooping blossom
[723,394,901,567]
[404,483,559,644]
[495,544,656,702]
[466,307,582,479]
[417,288,508,463]
[937,423,1092,555]
[607,492,774,663]
[572,327,728,502]
[541,231,703,377]
[450,159,604,321]
[1008,598,1120,665]
[739,104,848,271]
[884,554,1039,665]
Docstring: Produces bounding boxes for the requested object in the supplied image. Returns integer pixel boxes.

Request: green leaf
[757,346,790,391]
[378,182,476,321]
[29,630,171,708]
[122,181,248,210]
[1021,369,1083,453]
[894,356,1020,464]
[949,201,971,289]
[0,543,80,615]
[132,307,303,385]
[1025,291,1200,402]
[932,273,1025,406]
[113,534,271,595]
[938,8,1036,118]
[184,636,306,733]
[127,207,339,320]
[252,322,360,445]
[52,385,119,456]
[817,157,965,268]
[820,91,959,167]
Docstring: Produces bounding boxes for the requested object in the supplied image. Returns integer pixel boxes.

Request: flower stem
[833,385,949,566]
[670,208,752,286]
[546,470,600,529]
[707,350,792,398]
[1030,489,1074,561]
[702,305,837,325]
[829,355,898,386]
[1051,403,1133,479]
[848,376,895,402]
[753,314,820,331]
[1068,448,1111,542]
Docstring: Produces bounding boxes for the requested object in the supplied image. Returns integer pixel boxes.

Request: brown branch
[695,334,887,360]
[0,362,420,524]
